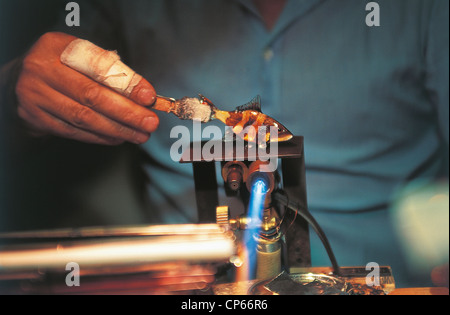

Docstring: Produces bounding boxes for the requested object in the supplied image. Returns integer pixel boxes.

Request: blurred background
[0,0,62,65]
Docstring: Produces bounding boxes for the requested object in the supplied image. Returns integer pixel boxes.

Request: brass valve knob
[222,161,248,192]
[216,206,230,228]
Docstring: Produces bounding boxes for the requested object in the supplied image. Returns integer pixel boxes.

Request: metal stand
[180,136,311,269]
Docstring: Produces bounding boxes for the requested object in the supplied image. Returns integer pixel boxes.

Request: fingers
[18,104,126,146]
[129,78,157,106]
[34,82,152,144]
[60,38,157,106]
[43,64,159,135]
[55,36,160,135]
[16,65,154,145]
[15,32,160,145]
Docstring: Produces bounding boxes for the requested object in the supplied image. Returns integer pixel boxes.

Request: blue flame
[242,178,269,280]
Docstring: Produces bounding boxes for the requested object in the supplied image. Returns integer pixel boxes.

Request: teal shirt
[60,0,448,287]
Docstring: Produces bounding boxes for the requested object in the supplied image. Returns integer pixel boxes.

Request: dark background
[0,0,63,64]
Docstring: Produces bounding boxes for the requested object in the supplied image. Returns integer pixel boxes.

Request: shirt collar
[235,0,326,43]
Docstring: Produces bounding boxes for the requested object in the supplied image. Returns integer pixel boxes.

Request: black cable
[274,191,342,276]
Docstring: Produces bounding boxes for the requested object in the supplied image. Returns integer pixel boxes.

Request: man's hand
[15,32,159,145]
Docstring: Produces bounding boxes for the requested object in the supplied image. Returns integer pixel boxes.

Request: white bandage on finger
[60,39,142,97]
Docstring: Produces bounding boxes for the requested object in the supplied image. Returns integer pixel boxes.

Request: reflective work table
[212,267,449,296]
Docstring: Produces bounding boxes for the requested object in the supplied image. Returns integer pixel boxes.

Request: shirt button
[263,48,274,62]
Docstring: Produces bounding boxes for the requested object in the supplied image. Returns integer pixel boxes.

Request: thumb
[128,77,157,107]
